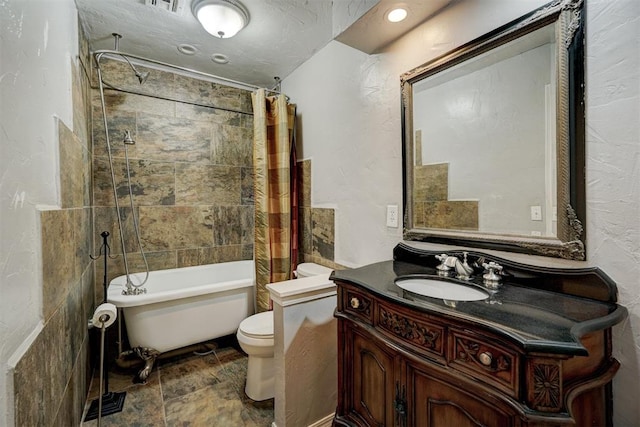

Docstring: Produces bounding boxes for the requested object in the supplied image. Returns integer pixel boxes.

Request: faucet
[482,261,503,290]
[121,277,147,296]
[435,252,474,280]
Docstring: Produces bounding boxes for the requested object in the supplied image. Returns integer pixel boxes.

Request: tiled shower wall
[13,20,94,426]
[92,59,254,286]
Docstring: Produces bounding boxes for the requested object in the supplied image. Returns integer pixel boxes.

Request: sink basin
[395,278,489,302]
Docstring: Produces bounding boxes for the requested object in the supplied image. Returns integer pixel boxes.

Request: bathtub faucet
[122,278,147,296]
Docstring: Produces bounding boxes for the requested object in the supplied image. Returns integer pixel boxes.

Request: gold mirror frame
[401,0,586,260]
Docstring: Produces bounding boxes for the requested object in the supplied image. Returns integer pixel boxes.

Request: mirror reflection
[402,0,586,260]
[412,23,557,238]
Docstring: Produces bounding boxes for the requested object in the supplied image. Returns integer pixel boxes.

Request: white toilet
[236,262,333,401]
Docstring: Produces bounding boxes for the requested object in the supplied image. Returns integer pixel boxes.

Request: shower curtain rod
[92,49,287,115]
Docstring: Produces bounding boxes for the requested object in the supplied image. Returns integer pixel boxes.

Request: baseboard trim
[271,413,334,427]
[308,413,335,427]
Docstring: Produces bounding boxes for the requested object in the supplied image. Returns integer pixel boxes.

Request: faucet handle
[482,261,503,272]
[482,262,503,289]
[435,253,451,271]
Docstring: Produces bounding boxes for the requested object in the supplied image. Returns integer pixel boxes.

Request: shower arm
[119,55,149,84]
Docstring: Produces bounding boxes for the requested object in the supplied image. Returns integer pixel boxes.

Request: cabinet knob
[479,352,493,366]
[350,297,360,309]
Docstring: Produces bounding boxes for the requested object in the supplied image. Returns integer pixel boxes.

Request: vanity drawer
[341,285,373,324]
[375,302,445,361]
[447,328,520,397]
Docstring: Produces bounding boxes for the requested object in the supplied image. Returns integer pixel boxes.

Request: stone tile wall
[297,159,341,269]
[92,58,254,285]
[13,20,94,425]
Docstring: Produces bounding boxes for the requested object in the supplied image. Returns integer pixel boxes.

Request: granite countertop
[331,259,627,356]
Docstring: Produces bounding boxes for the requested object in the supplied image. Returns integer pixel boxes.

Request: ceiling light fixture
[192,0,250,39]
[387,7,408,23]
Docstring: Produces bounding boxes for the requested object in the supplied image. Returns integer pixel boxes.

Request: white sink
[395,278,489,302]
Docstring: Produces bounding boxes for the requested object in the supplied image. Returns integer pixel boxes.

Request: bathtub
[107,260,255,355]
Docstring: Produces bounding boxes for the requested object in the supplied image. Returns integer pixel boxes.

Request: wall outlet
[530,205,542,221]
[386,205,399,228]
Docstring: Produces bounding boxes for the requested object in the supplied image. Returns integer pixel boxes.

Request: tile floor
[82,336,274,426]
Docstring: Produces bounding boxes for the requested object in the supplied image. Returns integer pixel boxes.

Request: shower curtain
[252,88,298,312]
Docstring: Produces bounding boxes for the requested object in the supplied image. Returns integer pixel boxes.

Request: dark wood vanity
[331,243,627,427]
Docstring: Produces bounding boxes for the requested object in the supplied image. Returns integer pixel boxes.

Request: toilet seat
[238,311,273,339]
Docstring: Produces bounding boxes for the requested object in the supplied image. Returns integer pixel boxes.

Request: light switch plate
[386,205,399,228]
[530,205,542,221]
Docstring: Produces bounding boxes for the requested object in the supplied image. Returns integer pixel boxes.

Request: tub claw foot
[132,347,160,383]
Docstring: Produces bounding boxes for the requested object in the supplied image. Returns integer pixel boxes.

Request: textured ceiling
[76,0,452,89]
[336,0,452,54]
[76,0,335,88]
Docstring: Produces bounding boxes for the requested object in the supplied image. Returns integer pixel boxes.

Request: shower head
[136,70,150,84]
[122,55,149,85]
[111,33,150,85]
[123,130,135,145]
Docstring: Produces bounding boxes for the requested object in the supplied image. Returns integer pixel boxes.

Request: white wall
[283,0,639,424]
[585,2,640,425]
[0,0,77,423]
[270,283,337,427]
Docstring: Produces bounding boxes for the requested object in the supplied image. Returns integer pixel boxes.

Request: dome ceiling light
[192,0,250,39]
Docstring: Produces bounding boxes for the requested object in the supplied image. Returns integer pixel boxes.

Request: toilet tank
[295,262,332,278]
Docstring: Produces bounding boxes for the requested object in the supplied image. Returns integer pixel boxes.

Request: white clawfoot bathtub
[107,260,255,379]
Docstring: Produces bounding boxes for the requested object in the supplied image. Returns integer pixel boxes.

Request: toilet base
[245,355,274,401]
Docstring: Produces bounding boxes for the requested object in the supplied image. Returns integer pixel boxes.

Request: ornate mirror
[401,0,585,260]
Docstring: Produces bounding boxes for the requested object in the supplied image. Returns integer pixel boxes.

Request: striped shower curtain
[252,88,298,312]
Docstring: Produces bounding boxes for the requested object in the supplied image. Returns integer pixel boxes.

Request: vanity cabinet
[343,321,517,427]
[332,244,627,427]
[407,356,516,427]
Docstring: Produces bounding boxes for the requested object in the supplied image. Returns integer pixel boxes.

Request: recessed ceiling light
[387,8,408,23]
[211,53,230,64]
[177,44,198,55]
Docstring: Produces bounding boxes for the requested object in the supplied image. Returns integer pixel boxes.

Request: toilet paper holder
[88,303,117,329]
[84,231,126,423]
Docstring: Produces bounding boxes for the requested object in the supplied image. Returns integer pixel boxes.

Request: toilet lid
[239,311,274,339]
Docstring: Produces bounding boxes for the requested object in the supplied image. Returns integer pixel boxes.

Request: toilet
[236,262,333,401]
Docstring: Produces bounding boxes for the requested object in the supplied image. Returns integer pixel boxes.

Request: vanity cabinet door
[406,361,518,427]
[348,327,399,427]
